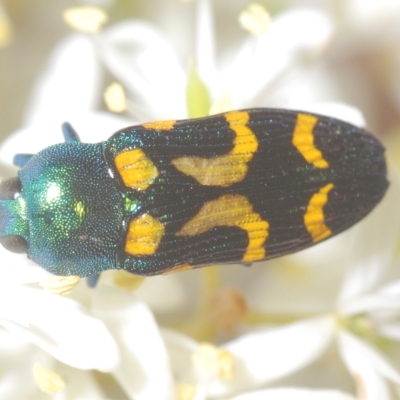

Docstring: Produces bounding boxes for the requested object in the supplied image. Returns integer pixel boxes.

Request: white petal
[209,316,335,397]
[229,387,356,400]
[133,274,186,314]
[223,8,334,104]
[59,366,111,399]
[378,322,400,341]
[0,286,119,371]
[98,21,186,119]
[297,102,365,127]
[92,286,176,400]
[345,0,400,28]
[0,329,42,399]
[338,174,400,303]
[245,234,350,315]
[271,7,334,50]
[0,112,133,165]
[339,293,400,316]
[339,330,400,391]
[378,281,400,296]
[0,247,47,284]
[24,34,101,125]
[196,0,217,88]
[338,332,390,400]
[161,328,199,384]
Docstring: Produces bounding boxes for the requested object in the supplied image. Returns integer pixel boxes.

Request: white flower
[230,388,356,400]
[0,328,111,399]
[213,176,400,399]
[0,250,119,374]
[95,0,341,121]
[91,286,177,399]
[1,1,399,398]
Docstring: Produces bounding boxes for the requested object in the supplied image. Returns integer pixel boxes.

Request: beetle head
[0,142,124,276]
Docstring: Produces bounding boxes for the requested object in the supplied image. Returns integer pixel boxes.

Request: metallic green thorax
[15,142,123,276]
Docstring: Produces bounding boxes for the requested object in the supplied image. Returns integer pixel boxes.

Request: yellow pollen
[0,7,13,47]
[192,343,235,380]
[113,271,145,291]
[39,275,81,295]
[33,363,65,395]
[104,82,127,113]
[239,4,271,36]
[63,6,108,33]
[177,384,198,400]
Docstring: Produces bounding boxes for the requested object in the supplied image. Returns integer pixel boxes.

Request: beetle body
[0,109,388,277]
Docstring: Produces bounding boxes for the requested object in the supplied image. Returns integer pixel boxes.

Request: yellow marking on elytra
[292,113,329,169]
[176,194,269,263]
[125,214,165,256]
[142,120,176,130]
[171,111,258,187]
[115,149,158,190]
[162,263,193,275]
[304,183,334,242]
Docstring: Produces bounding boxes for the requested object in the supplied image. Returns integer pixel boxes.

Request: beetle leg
[62,122,81,142]
[86,274,100,288]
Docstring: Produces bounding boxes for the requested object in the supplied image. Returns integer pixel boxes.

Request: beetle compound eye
[0,177,22,200]
[0,235,28,254]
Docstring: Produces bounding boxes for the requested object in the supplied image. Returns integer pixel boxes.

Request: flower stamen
[0,6,13,47]
[113,270,145,291]
[39,275,80,295]
[104,82,127,113]
[63,6,108,33]
[192,343,235,380]
[239,4,271,36]
[33,362,65,395]
[177,383,198,400]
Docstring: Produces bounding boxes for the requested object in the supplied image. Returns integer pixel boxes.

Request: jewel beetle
[0,109,388,279]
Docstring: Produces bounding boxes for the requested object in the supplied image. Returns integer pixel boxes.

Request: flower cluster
[1,1,400,399]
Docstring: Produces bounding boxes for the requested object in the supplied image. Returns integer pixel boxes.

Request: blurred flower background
[1,0,400,399]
